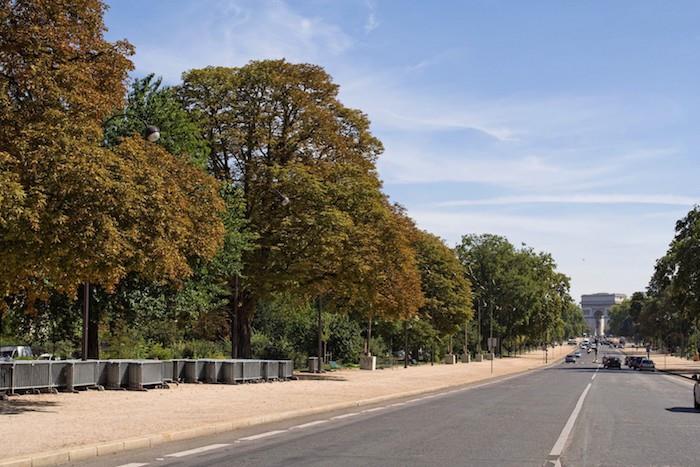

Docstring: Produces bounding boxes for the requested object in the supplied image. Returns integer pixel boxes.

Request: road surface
[73,347,700,467]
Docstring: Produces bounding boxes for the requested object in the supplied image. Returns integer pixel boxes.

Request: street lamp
[81,115,161,360]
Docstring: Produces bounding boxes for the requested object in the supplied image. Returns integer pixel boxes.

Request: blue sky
[104,0,700,301]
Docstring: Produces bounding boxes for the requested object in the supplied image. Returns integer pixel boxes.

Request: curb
[0,354,566,467]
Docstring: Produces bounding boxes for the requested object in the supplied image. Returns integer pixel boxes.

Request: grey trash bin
[128,361,164,390]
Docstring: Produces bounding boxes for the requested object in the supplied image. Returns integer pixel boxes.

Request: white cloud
[409,208,679,301]
[364,1,379,33]
[130,0,353,83]
[433,193,698,208]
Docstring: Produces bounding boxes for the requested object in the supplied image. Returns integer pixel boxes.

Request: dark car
[628,356,644,369]
[565,355,576,363]
[604,357,621,369]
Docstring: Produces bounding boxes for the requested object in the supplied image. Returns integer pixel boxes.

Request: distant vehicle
[37,353,57,360]
[638,359,655,371]
[567,339,577,345]
[574,351,582,358]
[628,356,644,369]
[587,348,592,354]
[565,355,576,363]
[604,357,621,369]
[0,345,33,360]
[693,375,700,409]
[582,338,590,345]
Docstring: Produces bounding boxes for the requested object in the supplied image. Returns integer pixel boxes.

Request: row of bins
[1,359,293,394]
[171,359,292,384]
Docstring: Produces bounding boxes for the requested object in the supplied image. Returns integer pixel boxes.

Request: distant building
[580,293,627,336]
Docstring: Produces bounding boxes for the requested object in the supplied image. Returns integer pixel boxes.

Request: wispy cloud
[129,0,354,83]
[364,0,379,33]
[432,194,698,207]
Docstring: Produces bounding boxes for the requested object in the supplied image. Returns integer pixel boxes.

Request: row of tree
[609,206,700,356]
[0,0,584,364]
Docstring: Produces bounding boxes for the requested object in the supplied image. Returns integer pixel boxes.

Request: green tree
[180,60,417,357]
[0,1,225,358]
[413,230,473,344]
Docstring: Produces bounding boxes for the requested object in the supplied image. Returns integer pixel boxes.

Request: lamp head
[144,125,160,142]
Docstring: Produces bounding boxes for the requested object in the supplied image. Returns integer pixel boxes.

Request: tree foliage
[0,0,225,308]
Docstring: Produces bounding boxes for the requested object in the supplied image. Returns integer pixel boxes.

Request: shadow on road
[665,407,699,413]
[0,399,59,415]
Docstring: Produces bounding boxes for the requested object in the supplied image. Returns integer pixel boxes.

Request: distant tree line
[609,206,700,358]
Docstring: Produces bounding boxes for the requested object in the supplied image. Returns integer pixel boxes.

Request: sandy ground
[0,345,570,459]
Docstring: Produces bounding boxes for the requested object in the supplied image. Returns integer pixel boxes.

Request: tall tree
[0,1,225,346]
[414,230,473,338]
[180,60,395,356]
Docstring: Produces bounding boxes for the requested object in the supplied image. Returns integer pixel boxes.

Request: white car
[0,345,33,361]
[574,351,582,358]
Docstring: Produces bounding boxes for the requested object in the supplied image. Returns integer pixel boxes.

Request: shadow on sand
[0,398,59,415]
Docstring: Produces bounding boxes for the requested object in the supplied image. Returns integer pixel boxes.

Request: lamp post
[81,115,161,360]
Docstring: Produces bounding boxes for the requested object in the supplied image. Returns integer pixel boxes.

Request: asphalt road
[73,346,700,467]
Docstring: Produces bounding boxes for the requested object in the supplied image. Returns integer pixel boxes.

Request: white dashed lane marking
[165,444,231,458]
[289,420,329,430]
[238,430,287,441]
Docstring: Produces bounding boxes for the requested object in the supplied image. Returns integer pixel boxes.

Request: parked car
[637,359,655,371]
[628,356,644,369]
[565,355,576,363]
[0,345,33,361]
[604,357,621,369]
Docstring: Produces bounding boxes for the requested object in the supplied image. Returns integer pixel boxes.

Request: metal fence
[0,358,294,395]
[128,361,164,390]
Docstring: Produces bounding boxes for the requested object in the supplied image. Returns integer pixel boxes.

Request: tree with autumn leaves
[1,0,584,363]
[0,0,225,355]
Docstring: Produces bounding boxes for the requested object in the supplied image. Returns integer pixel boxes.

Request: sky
[104,0,700,302]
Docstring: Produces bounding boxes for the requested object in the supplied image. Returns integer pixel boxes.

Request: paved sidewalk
[0,345,570,461]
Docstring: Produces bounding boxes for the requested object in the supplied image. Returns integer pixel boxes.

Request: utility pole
[490,302,494,374]
[317,296,323,373]
[81,283,89,361]
[404,320,409,368]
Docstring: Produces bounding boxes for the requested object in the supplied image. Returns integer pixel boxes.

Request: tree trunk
[236,293,255,358]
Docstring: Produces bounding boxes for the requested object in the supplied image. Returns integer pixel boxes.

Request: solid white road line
[238,430,287,441]
[548,382,593,462]
[166,444,231,458]
[116,463,149,467]
[289,420,329,430]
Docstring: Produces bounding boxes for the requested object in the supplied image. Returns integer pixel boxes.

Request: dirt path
[0,345,571,459]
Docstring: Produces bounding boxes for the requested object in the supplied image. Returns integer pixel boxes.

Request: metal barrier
[50,361,71,390]
[220,360,243,384]
[203,360,223,384]
[161,360,174,383]
[241,360,262,382]
[263,360,279,380]
[184,359,206,383]
[0,358,294,393]
[0,362,12,393]
[171,359,188,382]
[128,361,164,390]
[278,360,293,379]
[12,361,51,392]
[104,360,131,389]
